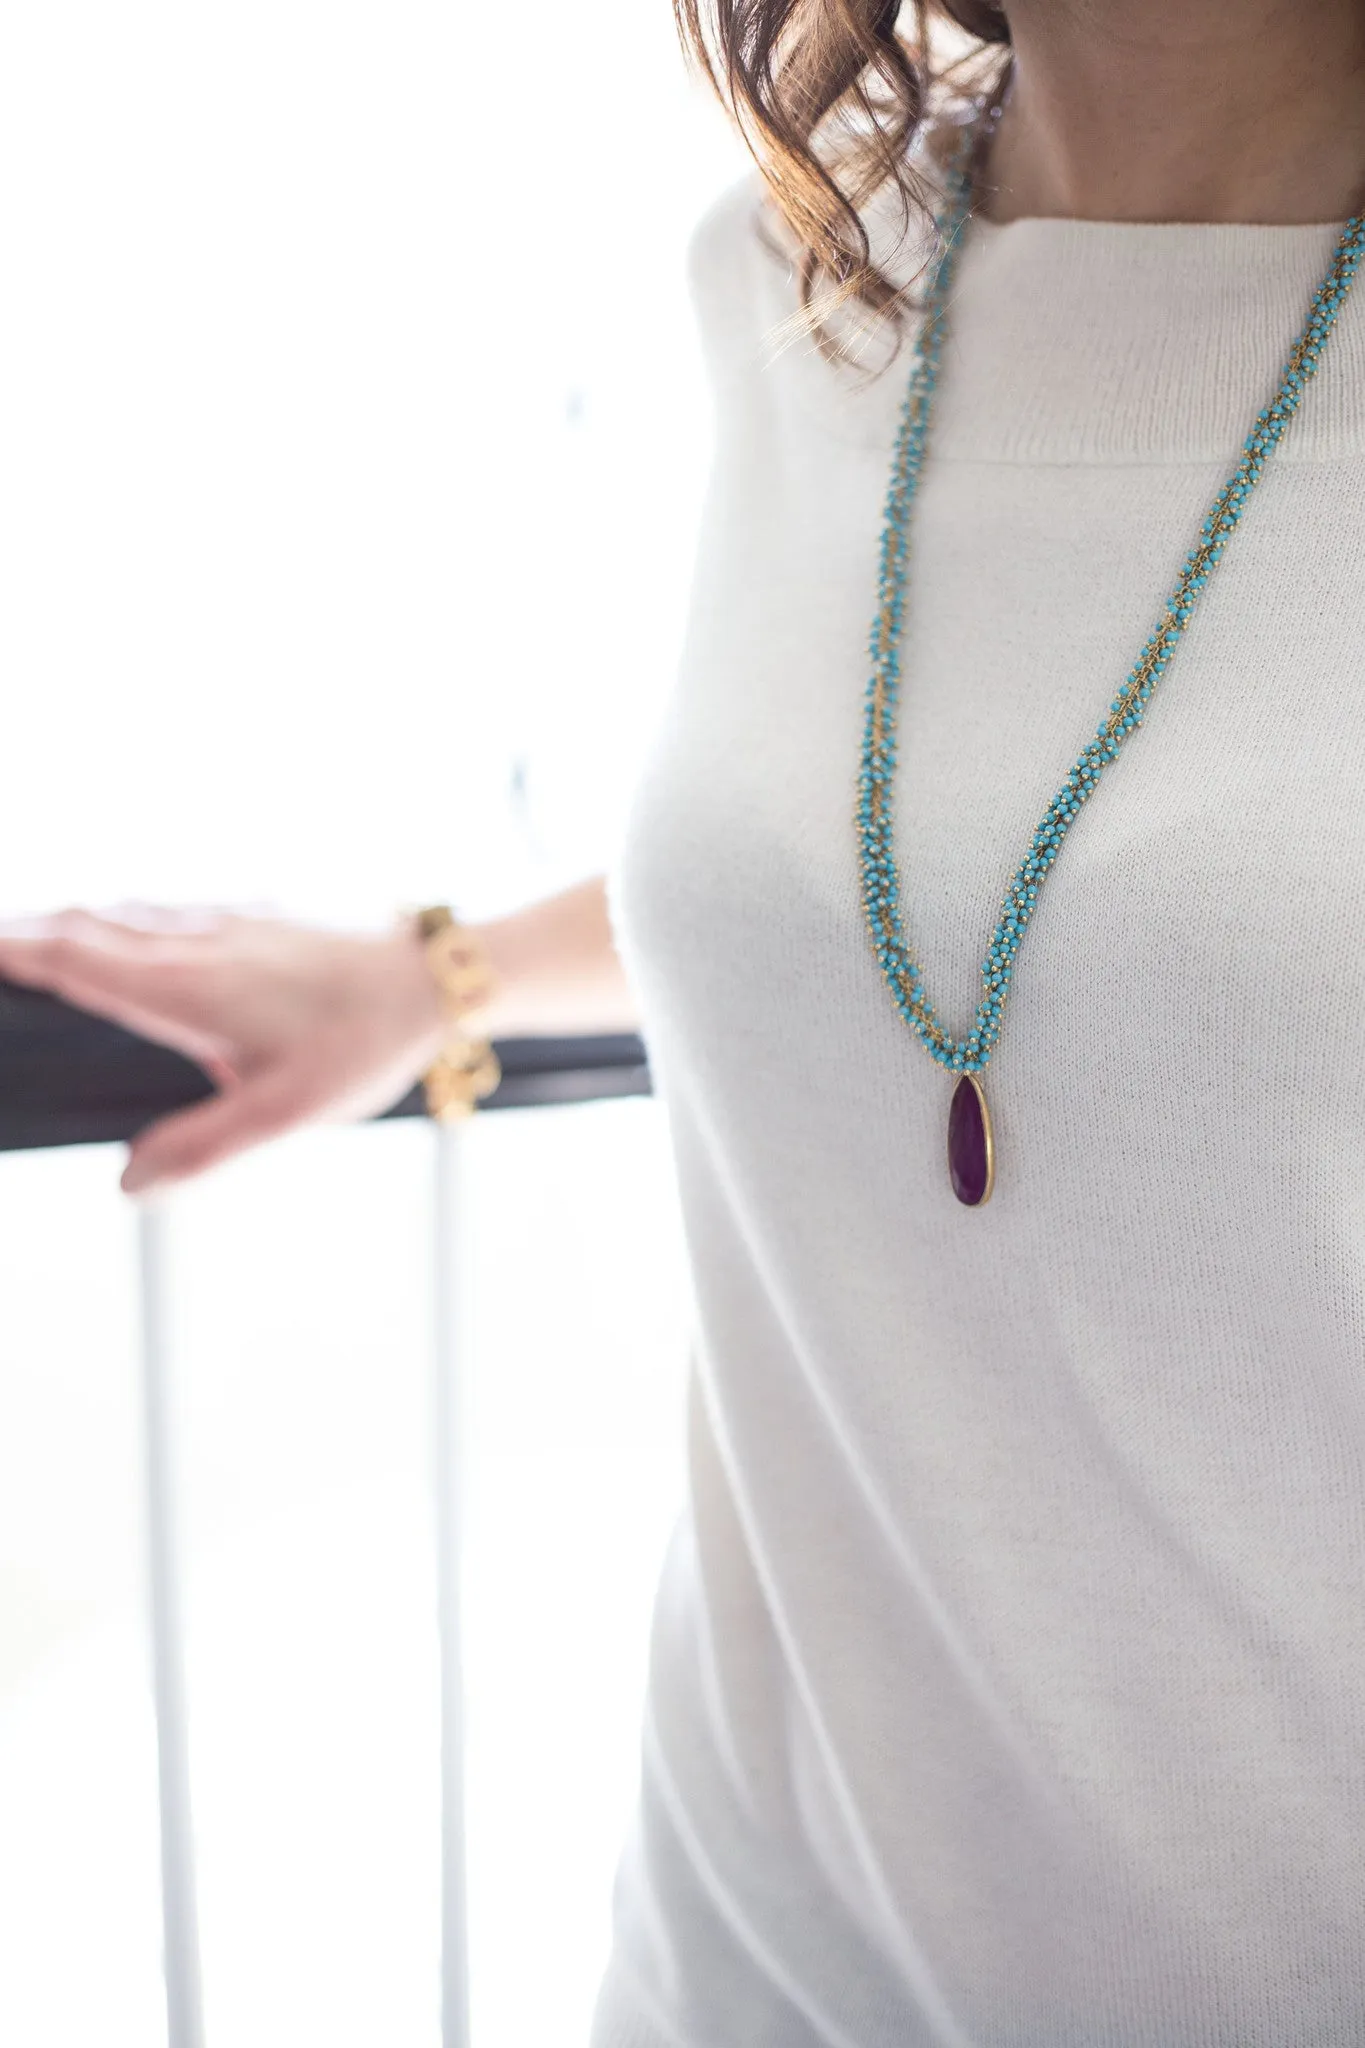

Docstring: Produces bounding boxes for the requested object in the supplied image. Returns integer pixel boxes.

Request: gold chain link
[413,905,502,1122]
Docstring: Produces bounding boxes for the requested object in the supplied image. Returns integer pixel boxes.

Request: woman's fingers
[0,912,232,1064]
[121,1065,319,1195]
[0,910,431,1193]
[0,906,233,967]
[101,905,232,938]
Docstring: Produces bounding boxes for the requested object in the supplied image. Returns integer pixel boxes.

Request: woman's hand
[0,908,448,1195]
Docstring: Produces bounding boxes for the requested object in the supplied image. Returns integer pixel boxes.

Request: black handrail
[0,982,651,1152]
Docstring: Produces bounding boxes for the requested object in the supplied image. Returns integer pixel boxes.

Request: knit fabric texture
[596,171,1365,2048]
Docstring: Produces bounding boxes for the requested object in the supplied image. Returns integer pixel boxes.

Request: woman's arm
[0,875,635,1195]
[472,876,639,1039]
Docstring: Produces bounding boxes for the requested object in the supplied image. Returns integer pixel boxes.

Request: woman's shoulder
[681,164,938,419]
[686,171,769,276]
[683,173,791,378]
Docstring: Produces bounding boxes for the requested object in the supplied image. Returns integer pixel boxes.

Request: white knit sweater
[597,168,1365,2048]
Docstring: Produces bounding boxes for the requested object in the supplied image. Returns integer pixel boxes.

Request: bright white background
[0,5,741,2043]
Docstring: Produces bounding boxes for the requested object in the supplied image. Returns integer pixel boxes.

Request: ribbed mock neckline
[817,200,1365,466]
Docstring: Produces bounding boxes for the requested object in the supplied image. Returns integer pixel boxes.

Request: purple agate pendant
[947,1074,995,1208]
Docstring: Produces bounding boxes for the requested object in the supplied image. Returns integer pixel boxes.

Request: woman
[6,2,1365,2040]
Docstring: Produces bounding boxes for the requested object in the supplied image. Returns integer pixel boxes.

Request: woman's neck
[983,0,1365,225]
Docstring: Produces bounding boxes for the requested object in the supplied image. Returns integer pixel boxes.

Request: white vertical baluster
[434,1124,471,2048]
[137,1199,206,2048]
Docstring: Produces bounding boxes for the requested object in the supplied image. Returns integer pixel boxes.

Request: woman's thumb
[121,1068,309,1195]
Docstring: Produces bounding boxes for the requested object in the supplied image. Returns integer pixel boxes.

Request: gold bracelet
[412,905,502,1122]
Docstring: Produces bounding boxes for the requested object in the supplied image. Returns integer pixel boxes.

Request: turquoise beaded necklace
[858,136,1365,1208]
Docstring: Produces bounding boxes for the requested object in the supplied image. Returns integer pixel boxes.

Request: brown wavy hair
[674,0,1012,351]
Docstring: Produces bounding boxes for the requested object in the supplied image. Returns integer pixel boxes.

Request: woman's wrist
[398,879,637,1047]
[457,910,539,1038]
[377,919,450,1062]
[406,908,502,1120]
[383,910,510,1045]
